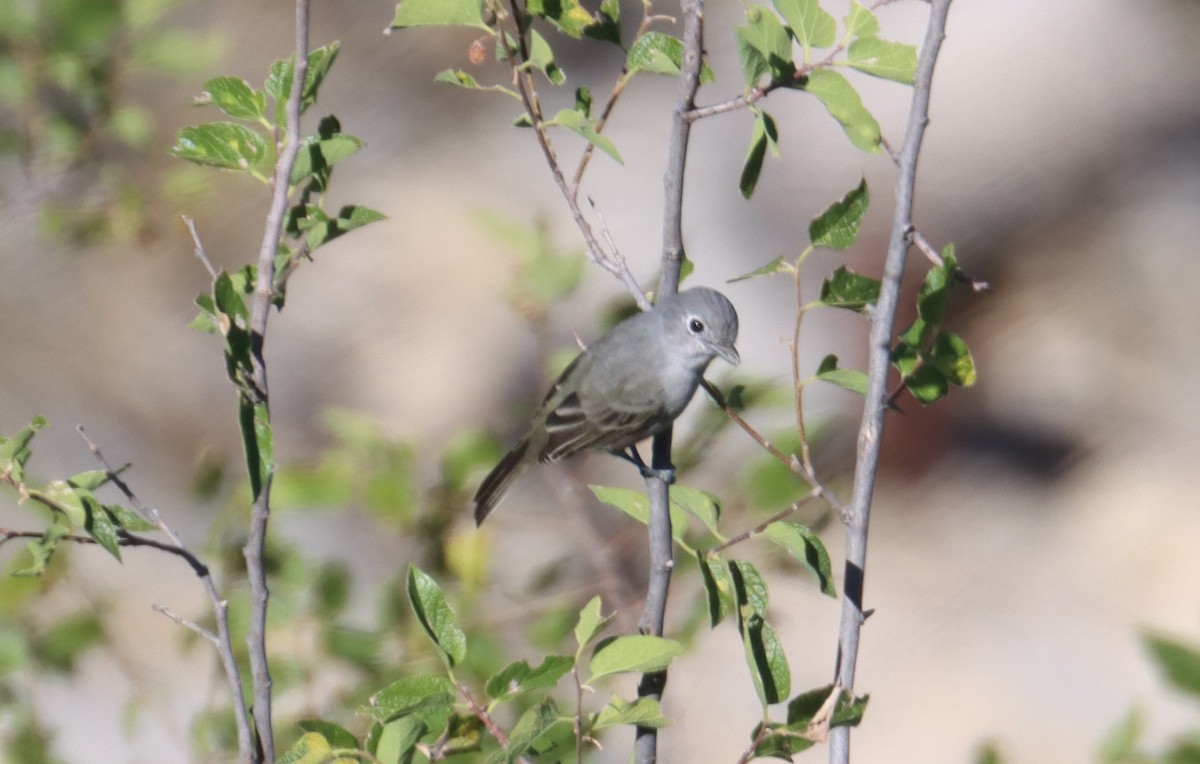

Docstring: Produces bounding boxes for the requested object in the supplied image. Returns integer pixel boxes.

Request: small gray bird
[474,287,739,525]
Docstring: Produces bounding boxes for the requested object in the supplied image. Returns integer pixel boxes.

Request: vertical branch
[829,2,952,763]
[241,1,310,760]
[634,3,705,764]
[659,0,705,300]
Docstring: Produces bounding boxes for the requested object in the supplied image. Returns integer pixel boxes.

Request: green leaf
[728,255,793,282]
[485,655,574,702]
[407,564,467,667]
[12,516,69,578]
[810,178,869,250]
[844,0,879,38]
[574,595,615,650]
[81,494,122,561]
[276,732,333,764]
[548,108,622,163]
[763,522,836,596]
[200,76,266,122]
[584,0,621,46]
[527,30,565,85]
[729,559,769,617]
[589,635,684,681]
[774,0,837,50]
[730,560,790,705]
[367,674,456,720]
[170,122,267,172]
[368,716,427,764]
[753,685,868,758]
[917,245,957,325]
[819,266,880,312]
[66,470,110,491]
[0,416,47,483]
[735,8,793,87]
[801,69,881,153]
[814,354,868,396]
[391,0,490,31]
[927,332,976,387]
[294,204,386,252]
[503,699,560,762]
[1143,632,1200,698]
[238,400,272,502]
[103,504,156,532]
[297,720,358,750]
[669,485,722,537]
[698,551,734,627]
[739,109,779,199]
[904,364,949,405]
[32,480,86,527]
[290,126,364,188]
[787,683,868,728]
[593,696,670,731]
[528,0,595,38]
[434,69,482,89]
[589,485,689,541]
[265,42,343,122]
[626,31,715,83]
[848,37,917,84]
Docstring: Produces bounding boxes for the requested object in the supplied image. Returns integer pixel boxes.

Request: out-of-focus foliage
[0,0,221,243]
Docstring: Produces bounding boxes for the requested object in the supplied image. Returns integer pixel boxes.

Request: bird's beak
[717,344,740,366]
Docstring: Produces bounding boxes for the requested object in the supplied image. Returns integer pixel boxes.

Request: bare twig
[153,604,219,644]
[708,488,821,554]
[829,3,953,763]
[73,426,254,762]
[183,215,218,279]
[497,0,650,310]
[699,379,848,520]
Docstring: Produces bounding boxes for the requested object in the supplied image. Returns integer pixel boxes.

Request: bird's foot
[618,446,676,484]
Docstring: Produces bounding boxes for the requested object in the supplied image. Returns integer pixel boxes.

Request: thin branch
[791,266,816,475]
[708,488,821,554]
[461,684,510,748]
[183,215,218,279]
[911,227,990,291]
[699,379,848,520]
[153,604,219,644]
[829,3,953,763]
[570,8,658,189]
[497,0,650,310]
[71,426,255,762]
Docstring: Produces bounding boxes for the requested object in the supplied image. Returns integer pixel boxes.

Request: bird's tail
[473,437,531,526]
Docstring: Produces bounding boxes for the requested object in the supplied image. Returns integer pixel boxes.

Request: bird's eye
[688,317,705,333]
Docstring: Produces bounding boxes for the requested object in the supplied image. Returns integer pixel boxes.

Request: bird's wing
[540,390,666,462]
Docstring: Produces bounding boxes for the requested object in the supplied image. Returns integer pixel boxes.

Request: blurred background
[1,0,1198,761]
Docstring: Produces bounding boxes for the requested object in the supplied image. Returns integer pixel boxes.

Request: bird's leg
[616,445,676,484]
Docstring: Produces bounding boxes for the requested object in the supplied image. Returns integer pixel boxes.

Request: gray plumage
[474,287,739,525]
